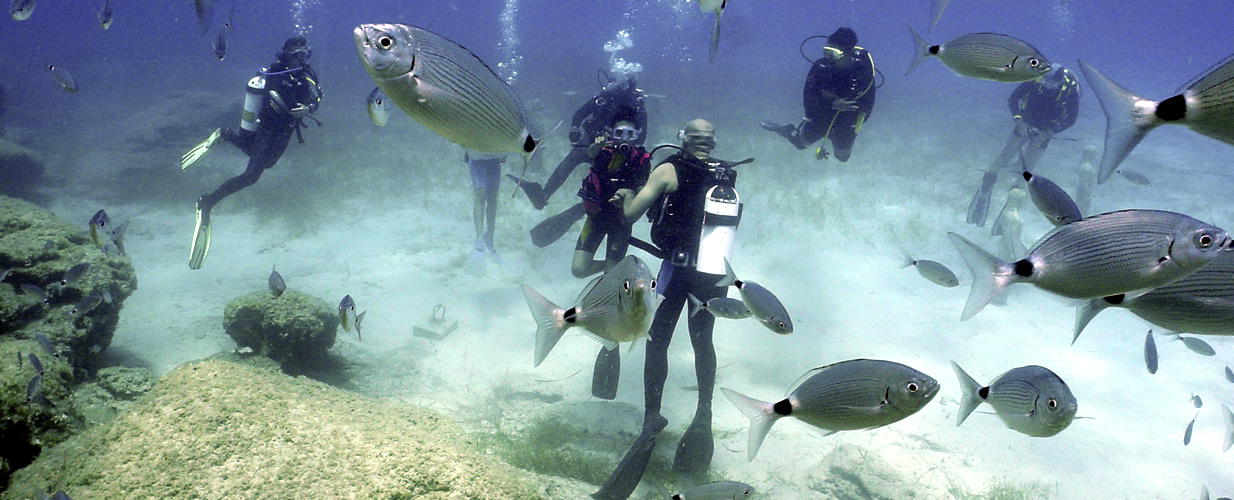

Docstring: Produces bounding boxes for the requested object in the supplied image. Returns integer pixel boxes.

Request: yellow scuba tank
[696,184,741,275]
[241,74,267,131]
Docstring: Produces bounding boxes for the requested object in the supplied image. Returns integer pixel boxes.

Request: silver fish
[1145,330,1158,374]
[900,254,959,288]
[1117,169,1150,186]
[338,295,365,341]
[1185,412,1197,445]
[213,23,228,61]
[522,255,657,366]
[672,480,754,500]
[1178,335,1216,356]
[1227,365,1234,383]
[193,0,214,36]
[35,333,57,359]
[952,362,1077,437]
[62,262,90,287]
[907,28,1051,82]
[367,87,390,127]
[722,359,938,460]
[10,0,34,20]
[96,0,112,29]
[68,294,103,318]
[26,374,41,402]
[48,65,78,93]
[88,209,110,246]
[716,259,792,334]
[687,293,750,320]
[1073,251,1234,342]
[20,284,48,305]
[353,24,539,161]
[27,352,42,375]
[1022,170,1081,226]
[949,210,1233,321]
[1077,56,1234,184]
[695,0,724,63]
[1193,394,1203,408]
[1223,403,1234,452]
[268,266,285,297]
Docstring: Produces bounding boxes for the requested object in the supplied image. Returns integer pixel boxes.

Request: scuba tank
[240,74,267,131]
[695,184,741,275]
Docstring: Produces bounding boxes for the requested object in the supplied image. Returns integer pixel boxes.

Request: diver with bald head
[596,118,751,498]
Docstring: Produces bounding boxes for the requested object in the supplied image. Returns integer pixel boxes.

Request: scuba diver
[760,27,876,162]
[512,73,648,239]
[464,152,507,277]
[967,66,1081,226]
[180,36,323,269]
[594,119,750,499]
[568,118,653,401]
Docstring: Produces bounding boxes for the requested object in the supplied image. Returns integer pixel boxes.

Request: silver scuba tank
[241,74,267,131]
[696,184,741,275]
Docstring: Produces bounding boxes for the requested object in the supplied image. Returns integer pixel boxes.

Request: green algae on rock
[4,359,543,499]
[222,289,338,368]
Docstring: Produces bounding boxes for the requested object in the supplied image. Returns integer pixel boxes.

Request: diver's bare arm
[622,163,677,223]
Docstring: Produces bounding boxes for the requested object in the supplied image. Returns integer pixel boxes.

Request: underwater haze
[3,0,1234,498]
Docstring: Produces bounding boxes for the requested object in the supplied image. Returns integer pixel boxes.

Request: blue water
[3,0,1234,498]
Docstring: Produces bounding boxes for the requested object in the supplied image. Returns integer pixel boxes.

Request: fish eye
[1198,233,1214,248]
[623,280,630,292]
[377,35,394,49]
[907,382,919,393]
[1047,398,1058,409]
[650,279,657,291]
[1029,58,1040,67]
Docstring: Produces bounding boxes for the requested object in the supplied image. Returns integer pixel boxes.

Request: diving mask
[612,125,640,142]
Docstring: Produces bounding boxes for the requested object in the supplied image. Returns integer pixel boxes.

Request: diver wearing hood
[761,27,876,162]
[967,66,1081,227]
[594,119,750,499]
[510,74,648,213]
[180,36,323,270]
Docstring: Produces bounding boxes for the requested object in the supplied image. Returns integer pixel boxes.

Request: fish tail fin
[900,253,915,269]
[687,293,703,318]
[522,284,567,367]
[1072,297,1113,345]
[928,0,949,33]
[715,258,738,287]
[949,361,983,426]
[511,120,566,200]
[721,388,780,461]
[947,232,1014,321]
[906,25,928,75]
[1075,59,1157,184]
[708,13,721,63]
[355,311,366,341]
[1221,403,1234,452]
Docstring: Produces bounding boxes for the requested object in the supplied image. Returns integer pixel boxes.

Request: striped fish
[722,359,938,460]
[1078,55,1234,184]
[951,362,1077,437]
[1073,251,1234,343]
[522,255,657,367]
[949,209,1233,321]
[907,28,1051,82]
[353,23,538,161]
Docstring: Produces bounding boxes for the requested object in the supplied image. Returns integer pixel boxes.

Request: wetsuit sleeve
[571,98,602,145]
[803,61,831,118]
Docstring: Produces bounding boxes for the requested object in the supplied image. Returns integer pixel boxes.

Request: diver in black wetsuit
[967,66,1081,227]
[181,36,323,269]
[760,27,876,162]
[594,118,746,499]
[511,74,648,212]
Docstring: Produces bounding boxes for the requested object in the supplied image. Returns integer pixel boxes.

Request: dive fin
[181,128,221,171]
[188,202,212,270]
[591,345,620,400]
[530,202,586,248]
[592,412,668,500]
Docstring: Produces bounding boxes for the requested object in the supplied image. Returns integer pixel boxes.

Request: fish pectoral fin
[838,404,886,415]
